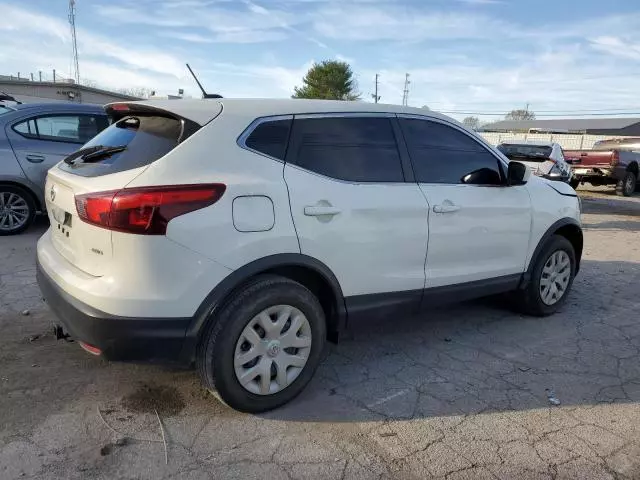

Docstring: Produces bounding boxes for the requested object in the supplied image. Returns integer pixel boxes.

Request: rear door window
[58,115,183,177]
[288,116,404,182]
[12,114,109,144]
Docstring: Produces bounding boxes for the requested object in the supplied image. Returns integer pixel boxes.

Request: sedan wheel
[0,188,35,235]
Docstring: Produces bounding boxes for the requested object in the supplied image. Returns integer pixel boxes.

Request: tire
[0,185,36,236]
[616,172,636,197]
[514,235,576,317]
[197,275,326,413]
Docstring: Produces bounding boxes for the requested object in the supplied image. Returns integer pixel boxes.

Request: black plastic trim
[522,218,583,285]
[181,253,347,363]
[346,289,423,322]
[422,274,522,307]
[37,260,190,362]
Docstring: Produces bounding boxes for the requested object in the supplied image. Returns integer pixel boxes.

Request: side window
[13,115,107,144]
[289,116,404,182]
[400,118,502,185]
[13,119,38,138]
[244,118,292,160]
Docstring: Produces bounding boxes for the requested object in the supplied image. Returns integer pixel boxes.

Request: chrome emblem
[50,185,56,202]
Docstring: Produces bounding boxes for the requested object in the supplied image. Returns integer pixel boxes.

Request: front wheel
[513,235,576,316]
[197,275,326,413]
[616,172,636,197]
[569,178,580,190]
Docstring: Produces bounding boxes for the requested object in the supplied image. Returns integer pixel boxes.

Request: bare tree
[463,116,480,130]
[115,87,154,99]
[505,109,536,120]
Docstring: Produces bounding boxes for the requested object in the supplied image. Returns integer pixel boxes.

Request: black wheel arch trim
[180,253,347,363]
[521,217,583,287]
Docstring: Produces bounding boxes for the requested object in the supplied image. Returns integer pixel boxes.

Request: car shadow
[265,259,640,423]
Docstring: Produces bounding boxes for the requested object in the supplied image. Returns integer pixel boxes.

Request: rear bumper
[572,165,626,182]
[37,259,190,362]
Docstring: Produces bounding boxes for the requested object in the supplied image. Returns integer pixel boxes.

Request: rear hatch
[45,102,220,277]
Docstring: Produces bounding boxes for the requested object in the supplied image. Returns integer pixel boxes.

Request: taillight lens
[75,184,226,234]
[611,150,620,166]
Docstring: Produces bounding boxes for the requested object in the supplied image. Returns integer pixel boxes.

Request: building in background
[481,118,640,136]
[0,75,138,105]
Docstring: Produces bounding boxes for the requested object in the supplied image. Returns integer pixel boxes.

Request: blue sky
[1,0,639,121]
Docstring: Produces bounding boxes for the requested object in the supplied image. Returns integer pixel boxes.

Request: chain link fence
[479,132,630,150]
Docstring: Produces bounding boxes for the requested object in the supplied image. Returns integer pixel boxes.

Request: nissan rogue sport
[37,99,582,412]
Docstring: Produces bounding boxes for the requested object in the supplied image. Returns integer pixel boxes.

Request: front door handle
[304,206,341,217]
[433,203,460,214]
[26,154,45,163]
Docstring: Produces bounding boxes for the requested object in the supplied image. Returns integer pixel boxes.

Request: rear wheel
[616,172,636,197]
[197,275,326,413]
[0,186,36,236]
[513,235,576,316]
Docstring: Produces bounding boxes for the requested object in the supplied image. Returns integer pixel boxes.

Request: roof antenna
[186,64,222,99]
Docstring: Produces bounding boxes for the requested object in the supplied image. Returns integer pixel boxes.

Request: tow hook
[53,325,70,341]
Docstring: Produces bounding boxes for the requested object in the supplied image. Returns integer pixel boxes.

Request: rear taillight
[611,150,620,166]
[75,184,226,234]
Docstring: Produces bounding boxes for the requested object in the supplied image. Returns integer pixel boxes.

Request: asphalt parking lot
[1,187,640,480]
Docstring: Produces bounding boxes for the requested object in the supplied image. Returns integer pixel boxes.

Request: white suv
[37,99,582,412]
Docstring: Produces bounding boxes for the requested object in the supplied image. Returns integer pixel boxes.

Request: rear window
[497,144,552,162]
[58,115,183,177]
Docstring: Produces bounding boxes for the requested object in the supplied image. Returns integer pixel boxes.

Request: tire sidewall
[624,173,636,197]
[206,278,326,413]
[0,185,36,236]
[528,236,576,315]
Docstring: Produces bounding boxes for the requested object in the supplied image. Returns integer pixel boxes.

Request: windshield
[497,144,553,161]
[0,104,15,115]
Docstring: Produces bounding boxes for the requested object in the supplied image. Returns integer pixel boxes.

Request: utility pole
[68,0,80,85]
[402,73,410,106]
[371,73,380,104]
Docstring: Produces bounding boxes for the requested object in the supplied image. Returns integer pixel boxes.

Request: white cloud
[589,36,640,61]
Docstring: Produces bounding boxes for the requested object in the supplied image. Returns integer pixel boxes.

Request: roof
[13,102,104,112]
[498,140,556,147]
[482,117,640,132]
[0,79,139,101]
[110,98,453,126]
[0,102,105,124]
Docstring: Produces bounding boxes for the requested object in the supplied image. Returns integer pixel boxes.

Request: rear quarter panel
[124,111,301,270]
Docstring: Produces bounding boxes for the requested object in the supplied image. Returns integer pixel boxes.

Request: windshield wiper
[82,145,127,162]
[63,145,127,165]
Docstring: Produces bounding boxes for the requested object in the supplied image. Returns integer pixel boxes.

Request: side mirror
[507,161,529,186]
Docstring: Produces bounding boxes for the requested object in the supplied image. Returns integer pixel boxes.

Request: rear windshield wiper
[63,145,127,165]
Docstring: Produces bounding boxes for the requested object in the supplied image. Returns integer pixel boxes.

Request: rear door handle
[26,154,45,163]
[304,206,341,217]
[433,204,460,214]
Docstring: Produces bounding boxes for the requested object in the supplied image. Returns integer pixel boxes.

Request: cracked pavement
[1,189,640,479]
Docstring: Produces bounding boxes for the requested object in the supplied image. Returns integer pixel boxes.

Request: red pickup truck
[565,138,640,196]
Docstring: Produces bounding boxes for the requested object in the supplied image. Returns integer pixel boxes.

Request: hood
[537,176,577,196]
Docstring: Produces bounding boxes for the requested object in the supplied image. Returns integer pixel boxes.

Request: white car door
[398,116,532,289]
[283,114,429,313]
